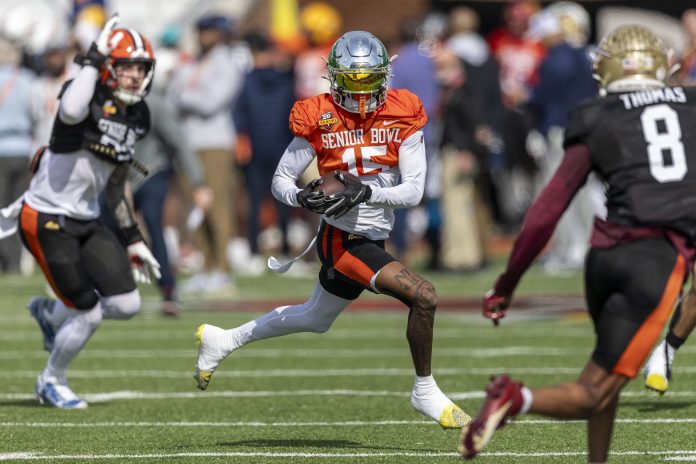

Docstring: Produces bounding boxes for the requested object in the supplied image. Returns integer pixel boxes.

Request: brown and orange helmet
[99,28,155,104]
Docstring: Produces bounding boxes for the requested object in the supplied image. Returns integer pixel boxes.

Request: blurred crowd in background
[1,0,695,312]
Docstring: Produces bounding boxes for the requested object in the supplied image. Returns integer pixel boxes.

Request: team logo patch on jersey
[318,112,338,131]
[44,220,60,231]
[102,100,117,116]
[347,233,364,240]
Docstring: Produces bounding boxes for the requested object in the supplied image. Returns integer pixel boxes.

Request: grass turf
[0,265,694,463]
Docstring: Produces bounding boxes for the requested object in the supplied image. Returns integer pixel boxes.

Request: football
[312,170,347,196]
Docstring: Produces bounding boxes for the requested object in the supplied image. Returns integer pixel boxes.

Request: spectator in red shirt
[681,9,696,86]
[487,0,545,108]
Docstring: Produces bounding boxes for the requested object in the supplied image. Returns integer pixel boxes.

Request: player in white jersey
[2,16,160,409]
[194,31,470,429]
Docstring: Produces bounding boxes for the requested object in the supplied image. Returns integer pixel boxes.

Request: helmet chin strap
[114,89,143,105]
[334,93,383,115]
[112,66,154,105]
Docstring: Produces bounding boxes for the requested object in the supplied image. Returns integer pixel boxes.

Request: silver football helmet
[326,31,391,117]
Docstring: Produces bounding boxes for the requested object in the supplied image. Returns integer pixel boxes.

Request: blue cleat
[27,297,56,352]
[35,376,87,409]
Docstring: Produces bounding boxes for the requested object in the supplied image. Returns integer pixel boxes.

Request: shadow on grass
[0,399,112,409]
[218,438,422,452]
[622,400,693,413]
[0,399,44,408]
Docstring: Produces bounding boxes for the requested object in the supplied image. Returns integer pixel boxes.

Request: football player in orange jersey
[194,31,470,429]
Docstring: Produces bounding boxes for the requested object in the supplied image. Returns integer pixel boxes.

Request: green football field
[1,264,695,463]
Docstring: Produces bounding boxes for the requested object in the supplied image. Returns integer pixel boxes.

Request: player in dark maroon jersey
[460,25,696,461]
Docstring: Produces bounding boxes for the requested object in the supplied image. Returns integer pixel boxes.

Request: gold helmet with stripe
[593,25,669,93]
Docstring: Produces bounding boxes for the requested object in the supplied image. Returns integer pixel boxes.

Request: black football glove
[74,42,108,69]
[297,178,336,214]
[74,14,120,69]
[324,171,372,219]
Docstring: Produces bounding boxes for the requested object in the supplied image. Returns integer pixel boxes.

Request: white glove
[127,241,161,284]
[95,13,121,56]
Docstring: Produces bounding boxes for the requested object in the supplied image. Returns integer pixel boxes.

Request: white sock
[663,340,677,364]
[231,282,350,347]
[44,300,71,331]
[43,303,102,383]
[220,327,245,353]
[226,304,315,350]
[410,375,453,420]
[520,386,533,414]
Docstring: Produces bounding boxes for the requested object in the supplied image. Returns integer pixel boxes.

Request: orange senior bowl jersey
[288,88,427,239]
[289,88,427,177]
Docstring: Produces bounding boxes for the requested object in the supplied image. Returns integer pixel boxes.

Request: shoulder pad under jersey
[563,96,605,149]
[380,89,427,130]
[289,95,328,138]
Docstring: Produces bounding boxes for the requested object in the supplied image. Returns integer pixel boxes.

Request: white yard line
[0,389,694,402]
[3,345,696,360]
[8,366,696,379]
[6,343,696,359]
[518,418,696,424]
[0,420,431,427]
[5,346,696,360]
[0,347,576,360]
[0,389,415,402]
[2,418,696,428]
[0,451,458,461]
[2,367,581,379]
[0,327,593,341]
[0,450,695,461]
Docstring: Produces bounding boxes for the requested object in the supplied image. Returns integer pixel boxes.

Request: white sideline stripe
[0,452,456,460]
[11,367,579,379]
[9,366,696,379]
[0,347,575,360]
[3,418,696,428]
[7,345,696,360]
[1,389,694,402]
[0,390,421,402]
[1,420,432,427]
[518,418,696,424]
[0,327,593,341]
[1,450,696,460]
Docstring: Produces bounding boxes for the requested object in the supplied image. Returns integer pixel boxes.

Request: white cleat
[35,376,87,409]
[644,340,672,395]
[194,324,231,390]
[411,390,471,429]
